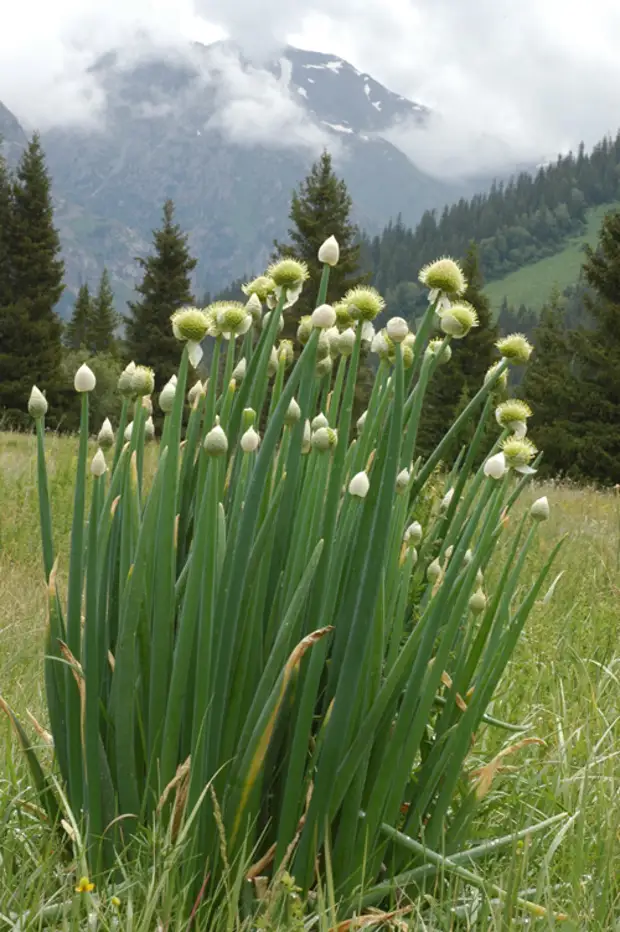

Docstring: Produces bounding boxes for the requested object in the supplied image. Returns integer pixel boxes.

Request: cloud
[204,46,334,153]
[3,0,620,176]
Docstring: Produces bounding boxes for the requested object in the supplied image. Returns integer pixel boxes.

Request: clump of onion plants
[4,247,563,923]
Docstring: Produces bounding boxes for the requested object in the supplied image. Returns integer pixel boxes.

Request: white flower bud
[463,548,473,566]
[118,361,136,397]
[232,358,247,382]
[318,235,340,266]
[386,317,409,344]
[348,471,370,498]
[396,468,411,492]
[338,328,356,357]
[97,417,115,449]
[74,363,96,393]
[316,355,333,378]
[142,395,153,416]
[302,419,312,453]
[530,496,550,522]
[268,347,278,377]
[445,545,454,560]
[28,385,48,418]
[427,558,442,583]
[469,588,487,615]
[159,378,176,414]
[91,448,107,477]
[484,452,507,481]
[262,311,284,335]
[356,410,367,434]
[285,397,301,426]
[312,412,329,431]
[312,426,338,452]
[144,416,155,442]
[311,304,337,329]
[440,488,455,511]
[188,380,204,407]
[476,568,484,586]
[240,426,260,453]
[404,521,423,546]
[246,292,262,322]
[124,421,133,441]
[204,420,228,456]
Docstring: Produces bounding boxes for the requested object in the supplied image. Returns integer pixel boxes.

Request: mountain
[1,43,488,315]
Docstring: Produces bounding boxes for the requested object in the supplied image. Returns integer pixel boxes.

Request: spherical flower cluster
[418,257,467,309]
[266,259,309,309]
[425,338,452,365]
[500,436,538,474]
[311,426,338,452]
[131,366,155,397]
[496,333,533,365]
[484,361,509,392]
[495,399,532,439]
[171,307,211,367]
[212,302,252,340]
[439,302,479,339]
[334,302,354,330]
[297,316,313,344]
[342,286,386,322]
[242,275,276,303]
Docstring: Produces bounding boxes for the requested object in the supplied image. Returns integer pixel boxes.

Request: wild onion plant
[4,246,563,922]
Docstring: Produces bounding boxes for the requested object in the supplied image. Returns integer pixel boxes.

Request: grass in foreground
[0,432,618,929]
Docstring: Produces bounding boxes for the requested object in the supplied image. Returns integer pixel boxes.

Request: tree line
[2,132,620,483]
[360,133,620,293]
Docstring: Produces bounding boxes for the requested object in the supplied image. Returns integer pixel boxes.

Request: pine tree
[125,199,196,387]
[566,209,620,481]
[0,135,64,423]
[0,151,12,306]
[417,245,499,460]
[274,151,366,335]
[521,294,577,477]
[91,268,119,355]
[65,284,93,350]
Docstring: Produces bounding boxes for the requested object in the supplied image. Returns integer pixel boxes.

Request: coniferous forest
[2,126,620,481]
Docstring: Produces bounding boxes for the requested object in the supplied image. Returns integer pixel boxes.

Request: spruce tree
[91,268,119,355]
[65,283,93,350]
[417,245,499,460]
[521,294,576,478]
[274,151,366,335]
[566,210,620,481]
[0,151,12,306]
[0,135,64,423]
[125,199,196,387]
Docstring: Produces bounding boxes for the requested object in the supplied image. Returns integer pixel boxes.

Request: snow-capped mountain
[1,43,482,311]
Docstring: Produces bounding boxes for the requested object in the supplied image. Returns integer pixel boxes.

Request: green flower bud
[469,588,487,615]
[530,496,550,522]
[204,419,228,456]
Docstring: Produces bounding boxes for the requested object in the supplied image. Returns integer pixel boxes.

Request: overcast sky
[3,0,620,177]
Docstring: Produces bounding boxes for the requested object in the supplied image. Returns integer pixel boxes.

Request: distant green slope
[485,202,619,313]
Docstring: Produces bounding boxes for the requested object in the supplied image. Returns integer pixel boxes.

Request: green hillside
[485,202,619,313]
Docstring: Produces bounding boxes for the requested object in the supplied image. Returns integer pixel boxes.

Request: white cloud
[2,0,620,175]
[203,46,335,153]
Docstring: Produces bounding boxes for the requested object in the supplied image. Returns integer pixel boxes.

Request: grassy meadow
[485,202,619,314]
[0,429,618,929]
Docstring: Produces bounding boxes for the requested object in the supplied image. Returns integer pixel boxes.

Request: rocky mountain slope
[1,42,488,314]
